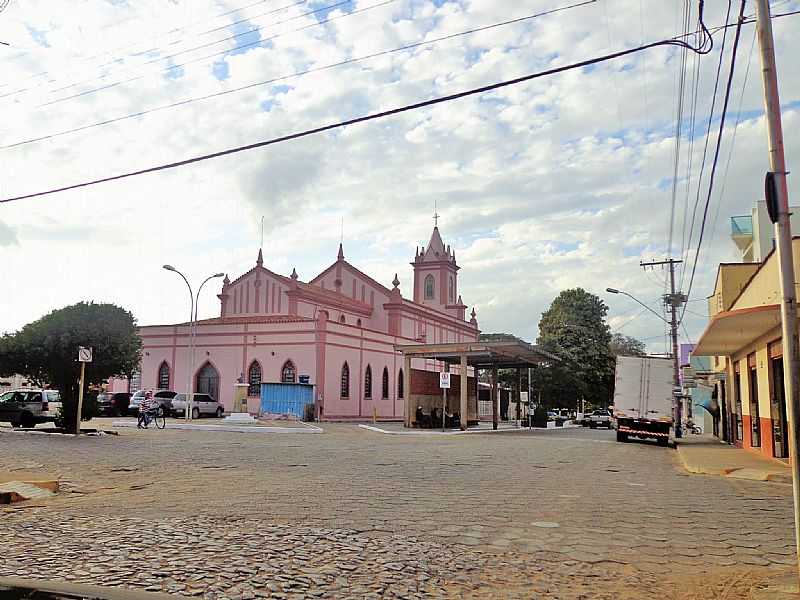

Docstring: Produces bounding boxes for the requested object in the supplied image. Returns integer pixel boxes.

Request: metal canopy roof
[394,340,558,369]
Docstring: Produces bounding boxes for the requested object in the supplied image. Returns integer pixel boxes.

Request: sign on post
[439,372,451,389]
[78,346,93,362]
[76,346,92,435]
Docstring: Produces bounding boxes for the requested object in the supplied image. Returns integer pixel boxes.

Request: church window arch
[341,362,350,398]
[424,274,435,300]
[364,365,372,399]
[281,360,296,383]
[157,361,170,390]
[398,369,404,398]
[382,367,389,399]
[247,361,262,396]
[448,276,454,302]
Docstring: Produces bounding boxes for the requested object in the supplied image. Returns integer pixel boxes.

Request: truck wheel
[589,422,596,429]
[657,437,669,447]
[616,431,628,443]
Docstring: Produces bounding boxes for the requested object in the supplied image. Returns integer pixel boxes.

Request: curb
[358,424,580,435]
[675,445,791,483]
[111,421,323,434]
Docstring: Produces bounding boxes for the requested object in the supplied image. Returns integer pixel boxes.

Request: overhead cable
[0,0,714,204]
[682,0,747,319]
[1,0,598,151]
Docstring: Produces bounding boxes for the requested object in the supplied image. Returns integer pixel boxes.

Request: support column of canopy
[404,354,412,427]
[460,354,468,431]
[492,365,498,431]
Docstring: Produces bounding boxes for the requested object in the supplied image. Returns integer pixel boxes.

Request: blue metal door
[260,383,314,418]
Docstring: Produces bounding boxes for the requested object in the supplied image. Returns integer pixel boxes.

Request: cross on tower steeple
[433,199,439,228]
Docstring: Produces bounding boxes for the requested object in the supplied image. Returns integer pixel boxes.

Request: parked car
[588,409,612,429]
[128,390,176,415]
[96,392,131,417]
[0,389,62,428]
[171,393,224,419]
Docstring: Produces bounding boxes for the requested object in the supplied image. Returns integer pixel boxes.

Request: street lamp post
[163,266,224,420]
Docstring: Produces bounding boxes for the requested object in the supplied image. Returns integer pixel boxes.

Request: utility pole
[640,258,685,437]
[755,0,800,584]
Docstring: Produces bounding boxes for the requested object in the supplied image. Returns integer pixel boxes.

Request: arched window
[157,361,170,390]
[281,360,296,383]
[248,361,262,396]
[448,276,454,302]
[398,369,404,398]
[196,362,220,401]
[382,367,389,399]
[364,365,372,398]
[339,314,346,324]
[356,318,362,327]
[424,274,435,299]
[341,362,350,398]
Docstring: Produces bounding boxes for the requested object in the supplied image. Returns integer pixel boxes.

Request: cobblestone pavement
[0,423,795,598]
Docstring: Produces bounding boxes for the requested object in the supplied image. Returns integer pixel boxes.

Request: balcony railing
[731,215,753,236]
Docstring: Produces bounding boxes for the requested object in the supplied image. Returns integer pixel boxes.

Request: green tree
[609,333,646,358]
[0,302,142,433]
[534,288,613,410]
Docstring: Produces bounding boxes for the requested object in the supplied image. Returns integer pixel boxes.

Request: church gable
[219,250,291,317]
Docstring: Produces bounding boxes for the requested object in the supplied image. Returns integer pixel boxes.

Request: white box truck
[612,355,674,446]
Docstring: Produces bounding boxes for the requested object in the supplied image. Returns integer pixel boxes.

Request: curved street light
[163,266,224,420]
[606,287,669,325]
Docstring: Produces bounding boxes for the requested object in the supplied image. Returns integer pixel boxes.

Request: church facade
[111,226,480,420]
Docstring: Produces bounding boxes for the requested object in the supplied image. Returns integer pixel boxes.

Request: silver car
[128,390,176,415]
[171,393,224,419]
[0,389,62,428]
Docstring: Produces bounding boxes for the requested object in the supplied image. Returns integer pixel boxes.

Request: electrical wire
[0,1,714,204]
[708,25,757,247]
[681,0,733,292]
[33,0,370,108]
[1,0,598,151]
[668,0,691,258]
[0,0,292,92]
[682,0,747,319]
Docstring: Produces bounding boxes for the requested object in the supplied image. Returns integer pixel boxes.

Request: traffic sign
[78,346,93,363]
[439,372,451,389]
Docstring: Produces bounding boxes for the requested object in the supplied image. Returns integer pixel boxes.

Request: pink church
[113,226,480,420]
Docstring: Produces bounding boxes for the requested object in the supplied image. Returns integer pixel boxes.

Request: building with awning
[692,237,800,460]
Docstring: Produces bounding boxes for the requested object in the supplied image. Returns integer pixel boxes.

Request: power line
[0,0,286,91]
[682,0,747,318]
[0,1,714,205]
[34,0,366,108]
[708,25,757,248]
[1,0,598,151]
[668,0,691,258]
[681,0,733,292]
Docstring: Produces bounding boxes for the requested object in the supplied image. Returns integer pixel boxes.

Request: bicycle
[137,405,166,430]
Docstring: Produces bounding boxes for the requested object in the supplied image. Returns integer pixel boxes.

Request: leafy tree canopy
[534,288,613,409]
[609,333,647,358]
[0,302,142,432]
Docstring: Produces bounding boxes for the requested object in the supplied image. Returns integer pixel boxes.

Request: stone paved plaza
[0,422,795,598]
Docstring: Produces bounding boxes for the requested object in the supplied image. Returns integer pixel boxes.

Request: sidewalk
[676,434,791,484]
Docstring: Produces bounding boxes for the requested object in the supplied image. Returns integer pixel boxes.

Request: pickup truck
[588,409,612,429]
